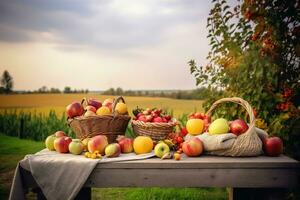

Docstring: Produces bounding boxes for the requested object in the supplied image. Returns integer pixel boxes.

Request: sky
[0,0,213,91]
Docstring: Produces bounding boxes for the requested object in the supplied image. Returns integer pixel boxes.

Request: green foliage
[189,0,300,159]
[0,110,73,141]
[0,70,13,94]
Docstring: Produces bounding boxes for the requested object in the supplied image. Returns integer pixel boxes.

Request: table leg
[228,188,288,200]
[74,187,91,200]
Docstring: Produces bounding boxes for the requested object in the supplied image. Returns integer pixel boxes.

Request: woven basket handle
[205,97,256,135]
[112,96,126,114]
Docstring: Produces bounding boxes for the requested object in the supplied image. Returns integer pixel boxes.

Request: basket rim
[68,114,131,124]
[131,120,177,128]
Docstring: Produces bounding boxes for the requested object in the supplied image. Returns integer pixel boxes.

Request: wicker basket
[131,120,177,142]
[204,97,263,157]
[68,96,131,143]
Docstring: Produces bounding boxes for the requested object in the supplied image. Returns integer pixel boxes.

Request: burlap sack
[186,97,265,157]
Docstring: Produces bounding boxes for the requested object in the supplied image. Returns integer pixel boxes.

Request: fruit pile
[132,107,172,123]
[66,97,128,119]
[183,112,283,157]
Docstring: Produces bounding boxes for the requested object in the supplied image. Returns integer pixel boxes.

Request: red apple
[88,135,108,155]
[85,105,97,113]
[55,131,66,138]
[182,137,203,157]
[54,136,72,153]
[102,98,114,111]
[86,98,102,109]
[118,138,134,153]
[66,102,84,118]
[137,115,147,122]
[105,143,121,158]
[180,127,188,137]
[145,115,153,122]
[230,119,249,136]
[153,116,163,123]
[264,137,283,156]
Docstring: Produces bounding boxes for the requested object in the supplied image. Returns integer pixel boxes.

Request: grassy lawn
[0,134,227,200]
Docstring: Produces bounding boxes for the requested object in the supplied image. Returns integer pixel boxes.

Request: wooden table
[20,155,300,200]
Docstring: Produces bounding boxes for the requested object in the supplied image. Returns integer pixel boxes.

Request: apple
[105,143,121,157]
[208,118,229,135]
[153,116,163,123]
[115,102,128,114]
[85,105,97,113]
[45,135,56,151]
[145,115,153,122]
[102,98,114,111]
[174,153,181,161]
[182,137,203,157]
[186,119,204,135]
[54,136,72,153]
[154,142,170,158]
[84,110,96,117]
[86,98,102,109]
[117,136,134,153]
[88,135,108,155]
[264,137,283,156]
[180,127,188,137]
[230,119,249,136]
[133,136,153,154]
[96,106,111,115]
[66,102,84,118]
[55,131,66,138]
[69,139,84,155]
[137,115,147,122]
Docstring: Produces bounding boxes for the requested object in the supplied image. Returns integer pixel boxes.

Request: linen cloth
[9,149,154,200]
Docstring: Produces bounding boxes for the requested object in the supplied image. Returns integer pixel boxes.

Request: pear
[208,118,229,134]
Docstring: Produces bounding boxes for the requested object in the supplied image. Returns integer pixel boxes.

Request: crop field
[0,94,204,117]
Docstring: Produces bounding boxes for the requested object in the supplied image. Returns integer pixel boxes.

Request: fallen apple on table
[154,142,170,158]
[69,139,84,155]
[182,137,203,157]
[117,136,134,153]
[88,135,108,155]
[54,136,72,153]
[263,137,283,157]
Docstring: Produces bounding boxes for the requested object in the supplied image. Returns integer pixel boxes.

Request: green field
[0,94,204,117]
[0,134,227,200]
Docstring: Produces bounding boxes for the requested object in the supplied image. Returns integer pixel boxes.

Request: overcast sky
[0,0,214,91]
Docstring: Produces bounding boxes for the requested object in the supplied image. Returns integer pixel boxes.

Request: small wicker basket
[131,120,177,142]
[68,96,131,143]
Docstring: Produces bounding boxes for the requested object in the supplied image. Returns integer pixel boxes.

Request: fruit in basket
[96,106,111,115]
[137,115,147,122]
[84,110,96,117]
[154,142,170,158]
[208,118,229,135]
[54,136,72,153]
[88,135,108,155]
[55,131,66,138]
[186,119,204,135]
[103,98,114,111]
[117,136,134,153]
[45,135,56,151]
[182,137,203,157]
[115,102,128,114]
[105,143,121,157]
[153,116,163,123]
[133,136,153,154]
[263,137,283,156]
[230,119,248,136]
[86,98,102,110]
[66,102,84,118]
[85,105,97,113]
[69,139,84,155]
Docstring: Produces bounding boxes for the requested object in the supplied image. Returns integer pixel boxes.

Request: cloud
[0,0,211,50]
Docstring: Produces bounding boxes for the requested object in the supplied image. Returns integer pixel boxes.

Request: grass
[0,134,228,200]
[0,94,204,118]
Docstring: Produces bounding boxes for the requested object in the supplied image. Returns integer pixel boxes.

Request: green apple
[208,118,229,134]
[68,139,84,155]
[45,135,56,151]
[154,142,170,158]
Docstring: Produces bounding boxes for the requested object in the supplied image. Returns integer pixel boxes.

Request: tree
[64,86,72,93]
[1,70,13,93]
[189,0,300,159]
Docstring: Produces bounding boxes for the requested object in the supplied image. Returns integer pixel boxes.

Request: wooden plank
[95,155,300,169]
[86,168,299,188]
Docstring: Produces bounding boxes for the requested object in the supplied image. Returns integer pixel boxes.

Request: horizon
[0,0,238,91]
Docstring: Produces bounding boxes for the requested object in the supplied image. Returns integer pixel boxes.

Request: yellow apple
[186,119,204,135]
[133,136,153,154]
[208,118,229,134]
[96,106,111,115]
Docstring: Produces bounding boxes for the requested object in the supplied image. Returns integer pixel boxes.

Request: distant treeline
[102,87,222,100]
[17,86,89,94]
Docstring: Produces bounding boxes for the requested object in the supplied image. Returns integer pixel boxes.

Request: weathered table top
[21,154,299,189]
[84,155,300,188]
